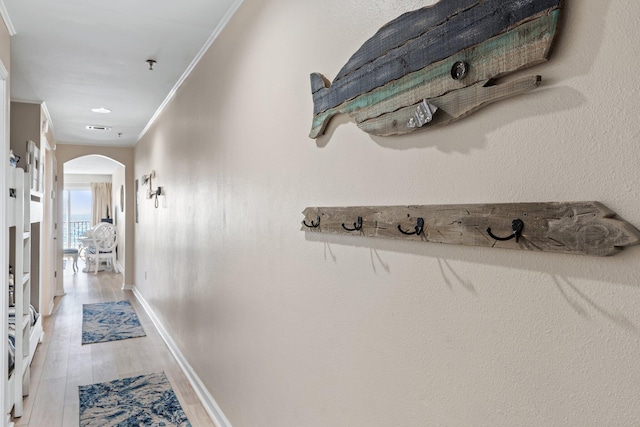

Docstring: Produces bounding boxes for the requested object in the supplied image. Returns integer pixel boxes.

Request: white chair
[84,222,118,275]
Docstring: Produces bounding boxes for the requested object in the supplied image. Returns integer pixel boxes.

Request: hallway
[13,268,215,426]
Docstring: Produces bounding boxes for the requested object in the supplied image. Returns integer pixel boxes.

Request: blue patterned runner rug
[79,372,192,426]
[82,300,146,345]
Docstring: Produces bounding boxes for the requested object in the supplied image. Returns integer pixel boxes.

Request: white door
[42,140,58,314]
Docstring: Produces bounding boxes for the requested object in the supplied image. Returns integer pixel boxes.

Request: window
[62,190,91,248]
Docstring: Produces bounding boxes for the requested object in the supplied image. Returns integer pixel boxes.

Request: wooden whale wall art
[309,0,563,138]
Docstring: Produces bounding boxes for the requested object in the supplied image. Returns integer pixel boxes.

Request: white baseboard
[117,262,132,291]
[132,287,232,427]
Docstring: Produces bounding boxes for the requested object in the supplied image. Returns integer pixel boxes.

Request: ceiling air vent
[86,125,112,131]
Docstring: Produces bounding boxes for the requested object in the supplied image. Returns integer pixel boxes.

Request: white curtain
[91,182,112,226]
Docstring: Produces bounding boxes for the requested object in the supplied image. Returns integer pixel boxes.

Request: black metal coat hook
[303,216,321,228]
[487,219,524,242]
[398,217,425,236]
[342,216,363,232]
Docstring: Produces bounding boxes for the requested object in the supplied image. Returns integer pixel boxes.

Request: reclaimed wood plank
[334,0,482,81]
[358,75,542,136]
[312,0,562,116]
[310,12,558,138]
[301,203,640,257]
[351,15,557,123]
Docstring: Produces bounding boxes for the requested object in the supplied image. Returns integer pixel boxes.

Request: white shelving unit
[6,167,42,419]
[5,167,16,424]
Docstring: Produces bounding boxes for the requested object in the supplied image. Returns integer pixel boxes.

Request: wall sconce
[141,170,152,186]
[141,170,163,208]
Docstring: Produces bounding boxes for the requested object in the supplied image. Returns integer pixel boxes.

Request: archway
[55,145,135,295]
[62,155,124,281]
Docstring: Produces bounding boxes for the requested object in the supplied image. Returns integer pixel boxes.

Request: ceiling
[3,0,241,147]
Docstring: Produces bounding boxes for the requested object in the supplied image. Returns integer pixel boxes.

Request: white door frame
[0,58,10,426]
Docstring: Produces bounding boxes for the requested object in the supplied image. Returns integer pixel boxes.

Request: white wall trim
[136,0,244,145]
[0,0,16,36]
[115,261,127,288]
[40,101,54,137]
[9,98,40,104]
[132,287,232,427]
[0,57,8,427]
[119,262,132,290]
[0,58,7,80]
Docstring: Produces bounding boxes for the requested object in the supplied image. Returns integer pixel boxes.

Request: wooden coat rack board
[301,202,640,257]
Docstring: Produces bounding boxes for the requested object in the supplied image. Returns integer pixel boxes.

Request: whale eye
[451,61,468,80]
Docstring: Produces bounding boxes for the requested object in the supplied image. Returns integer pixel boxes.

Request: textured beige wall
[134,1,640,425]
[9,102,40,162]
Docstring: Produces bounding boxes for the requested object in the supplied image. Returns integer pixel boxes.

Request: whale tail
[310,72,330,94]
[309,73,334,139]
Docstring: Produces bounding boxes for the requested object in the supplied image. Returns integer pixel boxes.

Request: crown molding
[136,0,244,145]
[0,0,16,36]
[10,98,43,105]
[40,100,54,134]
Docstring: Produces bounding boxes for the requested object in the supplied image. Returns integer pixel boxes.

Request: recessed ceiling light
[91,107,112,114]
[86,125,112,131]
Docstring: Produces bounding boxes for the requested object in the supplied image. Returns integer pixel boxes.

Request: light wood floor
[12,267,216,427]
